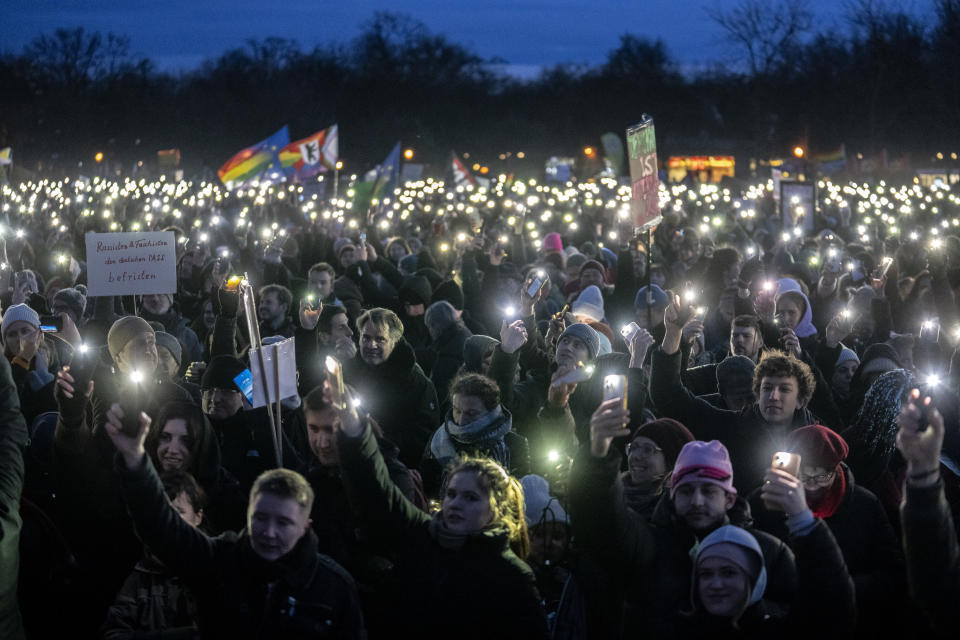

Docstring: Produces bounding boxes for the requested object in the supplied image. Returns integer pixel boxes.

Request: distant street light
[793,146,805,159]
[403,148,414,160]
[94,152,104,163]
[583,146,596,158]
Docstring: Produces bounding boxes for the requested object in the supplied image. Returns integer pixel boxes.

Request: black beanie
[201,355,247,391]
[432,280,464,311]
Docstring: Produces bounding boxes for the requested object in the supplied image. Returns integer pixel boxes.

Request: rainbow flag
[218,126,290,189]
[813,144,846,174]
[278,124,338,180]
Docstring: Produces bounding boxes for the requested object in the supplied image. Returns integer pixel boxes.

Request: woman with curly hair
[334,386,548,638]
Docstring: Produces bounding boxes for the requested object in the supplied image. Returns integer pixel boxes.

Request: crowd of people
[0,170,959,638]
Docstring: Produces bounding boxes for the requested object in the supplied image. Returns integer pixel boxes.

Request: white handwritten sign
[84,231,177,296]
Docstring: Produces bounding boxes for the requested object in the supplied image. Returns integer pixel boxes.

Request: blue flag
[372,142,401,203]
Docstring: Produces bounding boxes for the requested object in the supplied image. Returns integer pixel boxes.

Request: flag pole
[240,276,282,468]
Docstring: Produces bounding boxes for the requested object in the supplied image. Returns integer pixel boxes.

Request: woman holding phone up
[333,384,549,639]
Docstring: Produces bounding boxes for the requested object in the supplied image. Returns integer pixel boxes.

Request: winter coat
[428,323,472,406]
[649,347,821,494]
[208,406,304,496]
[117,455,365,639]
[140,307,203,363]
[901,479,960,634]
[0,357,28,640]
[748,464,905,639]
[343,339,439,468]
[337,421,548,639]
[101,556,200,640]
[419,407,531,498]
[674,520,856,639]
[568,446,798,638]
[52,368,199,630]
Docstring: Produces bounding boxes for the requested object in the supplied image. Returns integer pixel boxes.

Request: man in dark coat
[105,407,365,639]
[650,297,823,494]
[343,307,439,468]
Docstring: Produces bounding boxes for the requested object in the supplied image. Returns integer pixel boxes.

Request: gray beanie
[559,323,601,361]
[155,331,183,367]
[107,316,155,361]
[1,304,40,338]
[53,287,87,323]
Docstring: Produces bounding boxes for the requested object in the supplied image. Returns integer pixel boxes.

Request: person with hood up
[424,300,473,406]
[569,431,799,638]
[749,424,905,639]
[683,521,855,638]
[841,342,902,423]
[343,307,439,468]
[420,372,530,498]
[754,278,819,358]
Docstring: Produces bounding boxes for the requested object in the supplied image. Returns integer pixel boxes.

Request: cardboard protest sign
[84,231,177,296]
[248,338,298,408]
[626,115,662,231]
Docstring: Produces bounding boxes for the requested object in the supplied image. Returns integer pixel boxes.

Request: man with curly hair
[649,295,821,493]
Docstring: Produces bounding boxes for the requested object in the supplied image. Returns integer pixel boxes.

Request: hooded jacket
[140,306,204,363]
[568,446,798,638]
[343,338,439,468]
[117,455,365,639]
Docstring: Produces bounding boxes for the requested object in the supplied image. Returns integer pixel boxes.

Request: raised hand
[299,299,323,331]
[103,403,151,470]
[760,467,808,516]
[500,318,528,355]
[589,398,631,458]
[897,389,943,486]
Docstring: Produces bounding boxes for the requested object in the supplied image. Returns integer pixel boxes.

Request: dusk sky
[2,0,926,77]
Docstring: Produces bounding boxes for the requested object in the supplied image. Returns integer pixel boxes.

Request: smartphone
[526,271,548,298]
[693,306,707,322]
[303,293,320,310]
[39,315,63,333]
[325,356,345,409]
[921,319,941,343]
[67,344,98,394]
[909,387,935,431]
[359,233,367,246]
[551,362,595,387]
[119,372,147,438]
[602,374,629,411]
[225,275,243,292]
[621,322,641,343]
[880,256,894,278]
[771,451,802,478]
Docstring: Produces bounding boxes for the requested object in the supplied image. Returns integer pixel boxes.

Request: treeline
[1,2,958,175]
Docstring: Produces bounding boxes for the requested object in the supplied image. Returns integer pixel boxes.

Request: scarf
[430,405,512,469]
[807,468,847,519]
[620,471,664,516]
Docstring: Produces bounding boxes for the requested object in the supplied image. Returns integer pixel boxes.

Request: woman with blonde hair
[334,386,547,638]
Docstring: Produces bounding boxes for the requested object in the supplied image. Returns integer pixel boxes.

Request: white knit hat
[520,474,569,527]
[1,304,40,338]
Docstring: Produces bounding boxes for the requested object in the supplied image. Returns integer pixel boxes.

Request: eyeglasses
[627,443,663,457]
[799,470,836,486]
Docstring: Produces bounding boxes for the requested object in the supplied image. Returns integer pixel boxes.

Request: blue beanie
[559,323,600,360]
[635,284,668,310]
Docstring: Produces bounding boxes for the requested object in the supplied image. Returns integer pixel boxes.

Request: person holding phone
[3,304,59,426]
[749,424,906,640]
[569,436,801,637]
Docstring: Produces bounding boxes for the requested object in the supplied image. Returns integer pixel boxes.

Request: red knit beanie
[786,424,849,469]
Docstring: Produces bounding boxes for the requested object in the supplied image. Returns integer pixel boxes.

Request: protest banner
[84,231,177,296]
[626,115,662,232]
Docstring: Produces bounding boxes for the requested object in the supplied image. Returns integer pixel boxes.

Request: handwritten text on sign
[85,231,177,296]
[627,116,662,231]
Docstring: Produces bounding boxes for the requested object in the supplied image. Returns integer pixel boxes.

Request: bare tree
[707,0,813,75]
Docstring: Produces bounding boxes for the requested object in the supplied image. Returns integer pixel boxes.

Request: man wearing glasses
[748,424,906,639]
